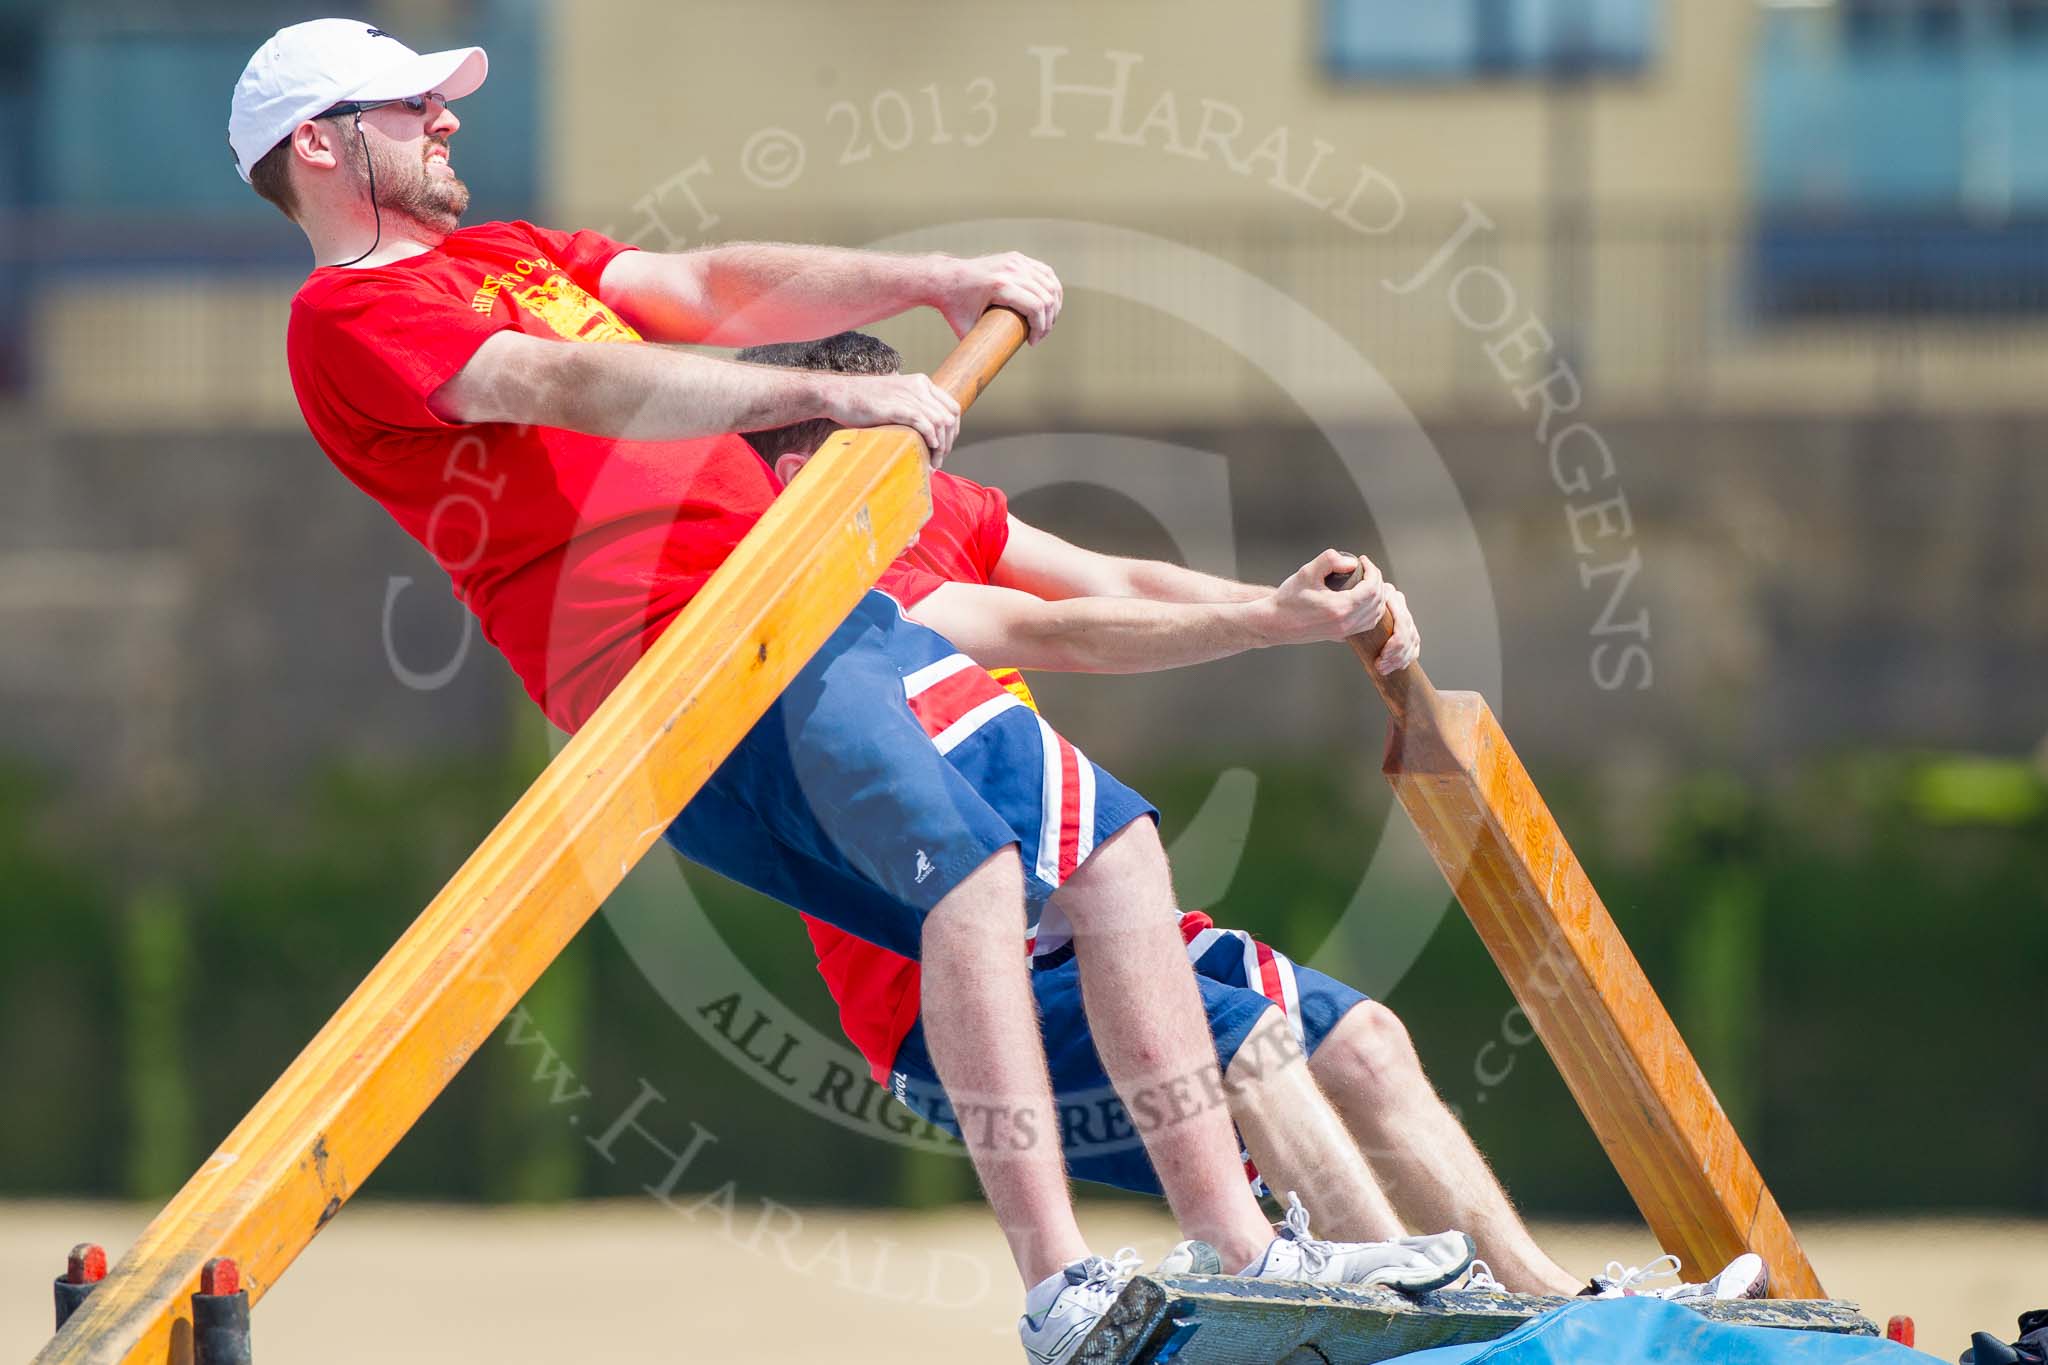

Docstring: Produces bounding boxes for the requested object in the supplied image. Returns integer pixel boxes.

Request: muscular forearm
[937,543,1411,675]
[993,521,1265,605]
[1117,558,1267,605]
[431,328,960,452]
[1004,597,1275,672]
[912,586,1276,675]
[613,243,950,346]
[523,341,831,438]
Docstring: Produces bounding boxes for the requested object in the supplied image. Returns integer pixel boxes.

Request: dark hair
[734,331,902,460]
[248,139,299,221]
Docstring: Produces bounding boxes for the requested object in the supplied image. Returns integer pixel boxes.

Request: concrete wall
[1001,412,2048,789]
[0,426,516,809]
[7,411,2043,807]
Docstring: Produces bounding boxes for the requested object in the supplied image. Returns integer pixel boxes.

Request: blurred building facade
[17,2,2048,424]
[544,0,2048,422]
[5,0,2047,799]
[4,0,2045,1223]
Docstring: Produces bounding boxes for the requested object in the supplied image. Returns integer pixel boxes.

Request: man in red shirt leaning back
[229,20,1485,1360]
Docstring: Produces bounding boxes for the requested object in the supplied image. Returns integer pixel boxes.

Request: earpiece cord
[332,112,382,268]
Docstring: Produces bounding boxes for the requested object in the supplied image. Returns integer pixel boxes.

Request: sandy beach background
[8,1201,2042,1361]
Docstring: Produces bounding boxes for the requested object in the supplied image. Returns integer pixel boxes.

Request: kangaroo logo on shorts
[914,849,936,884]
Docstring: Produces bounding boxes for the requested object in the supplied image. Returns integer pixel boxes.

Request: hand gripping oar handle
[1324,560,1444,733]
[931,307,1030,410]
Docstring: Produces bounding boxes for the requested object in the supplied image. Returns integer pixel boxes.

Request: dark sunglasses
[318,91,445,120]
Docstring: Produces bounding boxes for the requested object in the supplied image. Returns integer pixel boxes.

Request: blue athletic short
[663,591,1156,959]
[887,919,1370,1197]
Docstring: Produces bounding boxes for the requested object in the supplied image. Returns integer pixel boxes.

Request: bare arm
[427,330,962,453]
[597,245,1063,347]
[907,583,1271,674]
[991,517,1267,604]
[908,550,1411,674]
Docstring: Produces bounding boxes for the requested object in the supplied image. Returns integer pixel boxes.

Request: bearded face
[352,120,470,232]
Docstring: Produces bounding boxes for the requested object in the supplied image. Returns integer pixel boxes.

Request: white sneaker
[1460,1258,1510,1293]
[1018,1249,1141,1365]
[1242,1193,1475,1293]
[1585,1251,1769,1301]
[1155,1240,1224,1276]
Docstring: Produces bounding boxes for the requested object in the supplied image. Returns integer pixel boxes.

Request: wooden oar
[1327,561,1822,1298]
[40,309,1028,1365]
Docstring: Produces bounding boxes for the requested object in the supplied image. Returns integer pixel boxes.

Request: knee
[1085,817,1167,880]
[1312,1001,1424,1102]
[1226,1007,1308,1089]
[1057,819,1170,927]
[1220,1010,1302,1113]
[922,846,1025,935]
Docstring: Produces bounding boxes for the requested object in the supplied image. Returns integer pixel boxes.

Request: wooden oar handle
[1325,559,1442,732]
[930,307,1029,411]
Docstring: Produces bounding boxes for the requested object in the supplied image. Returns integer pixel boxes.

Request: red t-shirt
[800,470,1014,1080]
[287,219,782,732]
[291,224,1006,1082]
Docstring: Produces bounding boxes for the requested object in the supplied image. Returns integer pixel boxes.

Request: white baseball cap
[229,18,488,183]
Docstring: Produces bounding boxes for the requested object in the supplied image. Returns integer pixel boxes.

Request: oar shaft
[41,310,1037,1365]
[1324,564,1442,732]
[931,307,1028,410]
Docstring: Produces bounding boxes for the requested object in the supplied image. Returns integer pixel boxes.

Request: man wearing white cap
[230,21,1486,1360]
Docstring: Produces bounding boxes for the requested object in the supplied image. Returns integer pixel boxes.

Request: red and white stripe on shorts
[1179,909,1299,1197]
[1178,911,1306,1049]
[903,652,1023,755]
[901,654,1099,955]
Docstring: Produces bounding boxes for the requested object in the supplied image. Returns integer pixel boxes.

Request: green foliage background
[2,741,2042,1217]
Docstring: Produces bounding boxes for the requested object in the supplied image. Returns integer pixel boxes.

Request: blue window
[1322,0,1659,81]
[27,1,540,220]
[1752,0,2048,315]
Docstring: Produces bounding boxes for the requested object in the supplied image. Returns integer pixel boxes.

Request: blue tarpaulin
[1389,1298,1939,1365]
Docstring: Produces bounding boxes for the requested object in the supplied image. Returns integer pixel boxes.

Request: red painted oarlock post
[191,1258,252,1365]
[54,1245,108,1331]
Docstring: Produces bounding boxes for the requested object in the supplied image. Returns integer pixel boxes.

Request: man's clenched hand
[820,372,962,461]
[932,252,1064,344]
[1258,549,1422,674]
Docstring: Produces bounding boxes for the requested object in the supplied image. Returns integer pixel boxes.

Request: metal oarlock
[53,1244,106,1331]
[192,1257,253,1365]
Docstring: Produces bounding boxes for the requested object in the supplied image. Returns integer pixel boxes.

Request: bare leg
[920,847,1089,1286]
[1311,1001,1580,1296]
[1223,1009,1405,1243]
[1052,821,1277,1272]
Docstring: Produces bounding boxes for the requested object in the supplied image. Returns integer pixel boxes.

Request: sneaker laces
[1599,1253,1682,1293]
[1279,1192,1336,1278]
[1079,1247,1143,1295]
[1463,1258,1507,1292]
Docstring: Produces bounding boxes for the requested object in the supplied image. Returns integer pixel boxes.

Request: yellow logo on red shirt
[988,666,1037,713]
[471,255,641,343]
